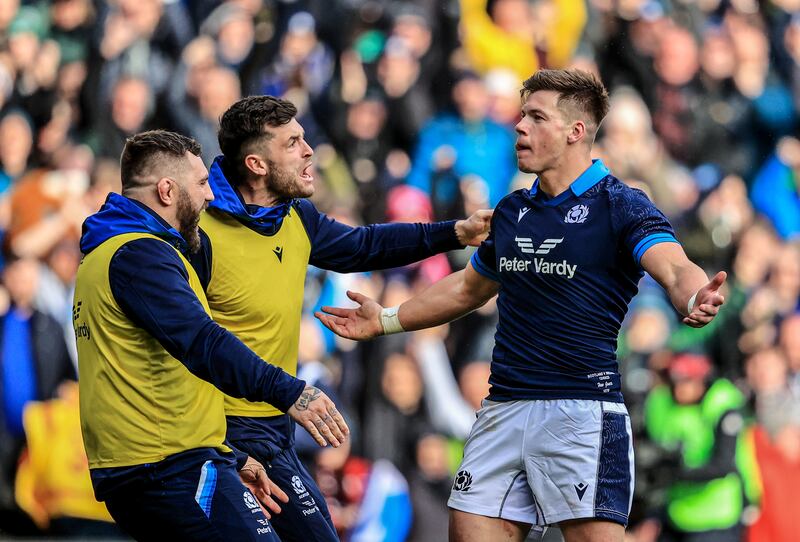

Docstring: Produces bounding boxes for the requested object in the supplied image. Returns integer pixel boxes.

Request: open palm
[314,291,384,340]
[683,271,727,328]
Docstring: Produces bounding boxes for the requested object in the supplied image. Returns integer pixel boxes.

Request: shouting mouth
[300,163,314,181]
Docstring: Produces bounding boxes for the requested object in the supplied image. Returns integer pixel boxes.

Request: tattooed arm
[287,385,349,447]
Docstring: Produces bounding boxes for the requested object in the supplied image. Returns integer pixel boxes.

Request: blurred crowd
[0,0,798,540]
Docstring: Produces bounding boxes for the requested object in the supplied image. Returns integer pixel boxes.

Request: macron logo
[515,237,564,255]
[518,207,530,223]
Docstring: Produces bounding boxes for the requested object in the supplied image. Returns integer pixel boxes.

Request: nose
[205,182,215,202]
[302,139,313,158]
[514,119,527,136]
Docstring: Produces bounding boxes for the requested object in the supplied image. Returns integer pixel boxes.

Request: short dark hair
[217,95,297,174]
[120,130,201,191]
[521,69,610,128]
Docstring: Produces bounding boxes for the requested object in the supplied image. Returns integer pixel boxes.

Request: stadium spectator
[14,382,122,538]
[0,110,33,192]
[407,431,453,542]
[313,435,412,541]
[645,353,747,542]
[750,136,800,240]
[407,70,517,207]
[90,76,154,160]
[168,64,241,164]
[0,255,75,535]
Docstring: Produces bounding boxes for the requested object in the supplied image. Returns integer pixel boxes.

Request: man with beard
[74,130,349,540]
[190,95,492,541]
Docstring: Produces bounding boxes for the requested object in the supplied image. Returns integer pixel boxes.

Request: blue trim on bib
[195,460,218,518]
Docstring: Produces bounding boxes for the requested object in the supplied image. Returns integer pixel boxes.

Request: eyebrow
[522,107,548,117]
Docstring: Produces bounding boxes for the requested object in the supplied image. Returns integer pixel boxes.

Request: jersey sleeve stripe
[470,252,500,282]
[633,233,680,264]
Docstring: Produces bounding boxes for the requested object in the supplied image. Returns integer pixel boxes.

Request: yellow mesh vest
[200,208,311,417]
[74,233,230,469]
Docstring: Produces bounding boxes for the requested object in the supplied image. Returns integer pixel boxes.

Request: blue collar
[529,159,610,198]
[80,193,188,254]
[207,156,293,236]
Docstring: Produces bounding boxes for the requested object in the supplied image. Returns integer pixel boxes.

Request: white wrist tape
[380,306,405,335]
[687,292,698,316]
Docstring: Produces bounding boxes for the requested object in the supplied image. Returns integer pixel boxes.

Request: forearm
[398,270,492,331]
[185,320,306,411]
[641,244,711,317]
[110,239,306,411]
[301,199,463,272]
[666,262,709,316]
[314,221,462,272]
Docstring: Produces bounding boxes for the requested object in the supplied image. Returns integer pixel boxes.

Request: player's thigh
[105,459,279,542]
[448,400,542,525]
[269,448,338,542]
[559,518,624,542]
[449,509,533,542]
[242,442,337,542]
[207,460,282,541]
[525,400,634,527]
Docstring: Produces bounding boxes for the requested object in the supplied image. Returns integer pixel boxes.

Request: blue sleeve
[613,187,680,266]
[471,206,499,282]
[108,238,306,412]
[295,199,463,272]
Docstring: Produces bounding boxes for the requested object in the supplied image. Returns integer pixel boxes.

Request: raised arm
[315,261,499,340]
[640,242,727,328]
[296,199,492,272]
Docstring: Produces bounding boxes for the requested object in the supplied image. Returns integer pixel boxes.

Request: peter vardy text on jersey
[499,256,577,279]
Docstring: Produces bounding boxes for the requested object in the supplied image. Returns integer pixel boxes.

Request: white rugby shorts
[448,399,634,527]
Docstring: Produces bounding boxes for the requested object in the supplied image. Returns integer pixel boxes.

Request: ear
[155,177,174,206]
[566,121,587,144]
[244,154,268,177]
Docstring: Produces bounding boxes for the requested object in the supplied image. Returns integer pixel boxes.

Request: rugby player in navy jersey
[188,95,492,542]
[316,69,727,542]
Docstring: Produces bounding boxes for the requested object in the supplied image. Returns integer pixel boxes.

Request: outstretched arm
[315,262,499,340]
[297,198,492,272]
[640,242,727,328]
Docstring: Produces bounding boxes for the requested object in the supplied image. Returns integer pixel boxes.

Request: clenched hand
[455,209,493,247]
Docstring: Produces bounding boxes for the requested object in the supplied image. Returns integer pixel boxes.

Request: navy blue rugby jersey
[470,160,679,402]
